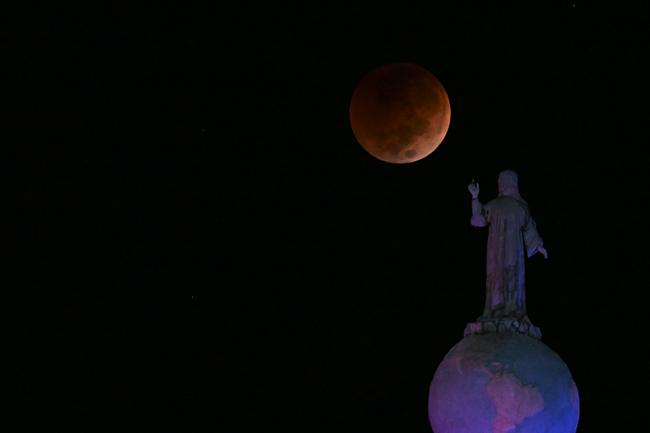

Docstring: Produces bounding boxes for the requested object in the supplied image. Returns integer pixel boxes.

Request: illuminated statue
[468,170,548,322]
[427,171,579,433]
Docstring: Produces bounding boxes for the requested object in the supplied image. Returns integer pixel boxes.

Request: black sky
[12,2,649,432]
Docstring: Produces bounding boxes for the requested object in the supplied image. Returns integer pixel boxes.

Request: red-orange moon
[349,63,451,164]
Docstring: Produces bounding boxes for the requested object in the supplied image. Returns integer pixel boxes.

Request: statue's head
[498,170,520,198]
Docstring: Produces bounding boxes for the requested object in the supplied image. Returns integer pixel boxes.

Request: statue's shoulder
[490,196,528,214]
[488,196,511,207]
[513,197,530,212]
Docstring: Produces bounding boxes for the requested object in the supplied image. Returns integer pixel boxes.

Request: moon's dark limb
[349,63,451,164]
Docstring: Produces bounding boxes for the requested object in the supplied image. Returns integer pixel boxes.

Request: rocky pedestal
[464,318,542,339]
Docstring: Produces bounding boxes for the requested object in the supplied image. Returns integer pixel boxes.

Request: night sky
[13,2,649,432]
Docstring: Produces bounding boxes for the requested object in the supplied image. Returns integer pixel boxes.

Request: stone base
[464,318,542,339]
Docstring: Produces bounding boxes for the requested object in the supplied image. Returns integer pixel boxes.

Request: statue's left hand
[537,245,548,259]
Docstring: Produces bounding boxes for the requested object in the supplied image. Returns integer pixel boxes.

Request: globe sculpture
[428,171,580,433]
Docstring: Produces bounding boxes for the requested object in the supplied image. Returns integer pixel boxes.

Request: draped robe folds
[480,196,543,320]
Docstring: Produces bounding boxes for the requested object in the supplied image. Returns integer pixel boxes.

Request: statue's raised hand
[468,179,480,199]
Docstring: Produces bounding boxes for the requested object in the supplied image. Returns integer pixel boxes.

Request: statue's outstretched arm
[523,215,548,258]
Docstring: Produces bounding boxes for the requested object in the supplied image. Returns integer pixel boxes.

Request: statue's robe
[479,195,543,320]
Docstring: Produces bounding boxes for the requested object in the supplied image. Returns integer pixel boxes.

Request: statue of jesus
[468,170,548,322]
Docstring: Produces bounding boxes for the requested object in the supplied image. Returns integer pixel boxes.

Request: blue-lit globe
[429,333,579,433]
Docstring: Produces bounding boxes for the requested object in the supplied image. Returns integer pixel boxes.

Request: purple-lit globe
[428,333,579,433]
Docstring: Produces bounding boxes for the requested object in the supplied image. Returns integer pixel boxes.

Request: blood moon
[349,63,451,164]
